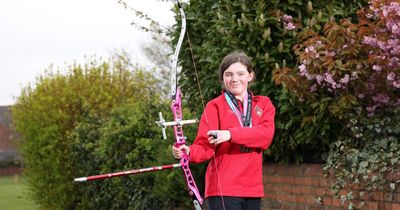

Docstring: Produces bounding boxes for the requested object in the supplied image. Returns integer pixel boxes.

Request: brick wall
[0,106,16,149]
[0,106,22,176]
[0,166,22,176]
[262,162,400,210]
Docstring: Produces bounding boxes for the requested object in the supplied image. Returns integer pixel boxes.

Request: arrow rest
[156,111,198,140]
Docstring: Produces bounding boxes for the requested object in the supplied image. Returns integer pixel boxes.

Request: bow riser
[180,155,203,207]
[171,88,203,206]
[171,89,187,145]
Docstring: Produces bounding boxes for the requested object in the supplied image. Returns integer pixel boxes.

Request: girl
[173,51,275,210]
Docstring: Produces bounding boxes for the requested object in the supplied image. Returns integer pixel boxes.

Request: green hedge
[11,54,200,209]
[172,0,367,162]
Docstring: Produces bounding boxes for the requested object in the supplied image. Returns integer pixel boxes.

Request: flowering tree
[275,0,400,117]
[274,0,400,208]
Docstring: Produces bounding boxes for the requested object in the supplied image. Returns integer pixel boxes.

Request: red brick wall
[0,123,14,149]
[0,106,16,149]
[0,166,22,176]
[0,106,22,176]
[262,163,400,210]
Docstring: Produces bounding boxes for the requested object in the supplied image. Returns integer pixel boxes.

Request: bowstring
[186,31,226,210]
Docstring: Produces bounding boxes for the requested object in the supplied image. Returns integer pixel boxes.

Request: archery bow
[156,1,203,209]
[75,1,203,209]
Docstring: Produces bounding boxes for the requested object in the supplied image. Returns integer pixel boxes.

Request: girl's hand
[172,144,190,159]
[207,130,231,145]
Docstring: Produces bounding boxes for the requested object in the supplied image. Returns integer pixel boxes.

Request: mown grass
[0,175,38,210]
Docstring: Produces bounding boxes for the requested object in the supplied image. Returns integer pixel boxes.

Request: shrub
[324,107,400,209]
[273,0,400,208]
[11,54,177,209]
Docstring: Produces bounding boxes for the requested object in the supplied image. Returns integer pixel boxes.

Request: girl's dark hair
[218,51,254,81]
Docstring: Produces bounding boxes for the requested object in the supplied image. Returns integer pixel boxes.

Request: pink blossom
[372,64,382,71]
[283,14,296,31]
[283,15,292,22]
[389,57,400,67]
[310,84,317,92]
[372,94,389,104]
[298,64,314,80]
[377,41,389,51]
[387,72,396,81]
[389,2,399,7]
[324,73,337,88]
[382,8,388,17]
[299,64,306,72]
[340,74,350,84]
[316,75,323,84]
[391,24,400,35]
[286,22,296,30]
[305,73,314,80]
[390,45,400,55]
[376,55,386,60]
[393,80,400,88]
[305,46,319,58]
[362,36,378,47]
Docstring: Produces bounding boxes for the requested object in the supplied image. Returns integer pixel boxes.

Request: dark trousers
[207,196,261,210]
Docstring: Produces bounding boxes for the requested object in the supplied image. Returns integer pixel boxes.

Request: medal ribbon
[224,90,252,127]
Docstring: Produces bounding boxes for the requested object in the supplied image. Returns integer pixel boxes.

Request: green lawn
[0,175,38,210]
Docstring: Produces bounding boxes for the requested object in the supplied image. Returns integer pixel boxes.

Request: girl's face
[223,62,254,100]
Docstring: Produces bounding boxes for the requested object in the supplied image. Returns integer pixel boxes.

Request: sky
[0,0,175,106]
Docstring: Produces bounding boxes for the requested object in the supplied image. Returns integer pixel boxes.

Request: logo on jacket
[255,105,262,117]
